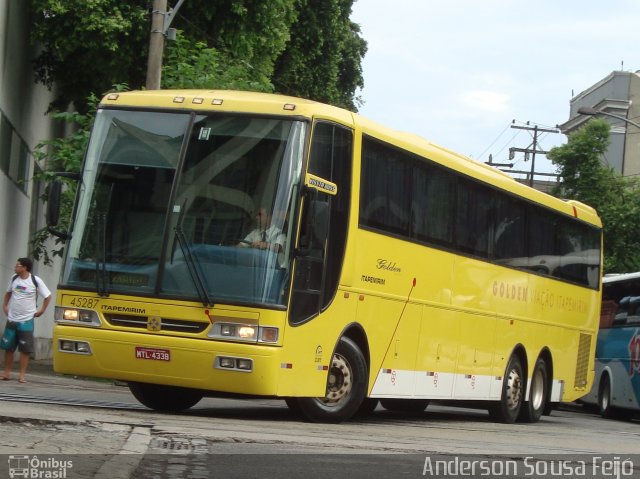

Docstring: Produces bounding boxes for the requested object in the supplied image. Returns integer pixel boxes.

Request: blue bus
[580,272,640,418]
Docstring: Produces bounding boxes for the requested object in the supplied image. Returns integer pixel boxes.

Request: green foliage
[272,0,367,111]
[162,33,273,91]
[31,0,366,112]
[178,0,298,80]
[548,118,640,273]
[31,0,149,112]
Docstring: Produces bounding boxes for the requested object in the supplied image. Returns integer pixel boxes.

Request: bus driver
[238,207,286,253]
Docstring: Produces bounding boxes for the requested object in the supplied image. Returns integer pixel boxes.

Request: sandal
[18,378,27,383]
[1,376,9,381]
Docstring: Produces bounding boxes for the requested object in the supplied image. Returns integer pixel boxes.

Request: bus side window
[628,296,640,324]
[613,296,630,326]
[455,178,492,258]
[290,121,353,324]
[600,300,617,329]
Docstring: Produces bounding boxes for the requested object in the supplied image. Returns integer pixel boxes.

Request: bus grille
[574,333,591,389]
[104,314,209,334]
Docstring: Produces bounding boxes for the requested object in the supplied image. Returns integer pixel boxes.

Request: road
[0,370,638,478]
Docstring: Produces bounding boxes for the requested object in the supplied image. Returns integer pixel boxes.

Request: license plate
[135,347,170,361]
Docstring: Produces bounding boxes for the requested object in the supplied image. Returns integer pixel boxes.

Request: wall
[559,71,640,176]
[624,74,640,177]
[0,0,62,360]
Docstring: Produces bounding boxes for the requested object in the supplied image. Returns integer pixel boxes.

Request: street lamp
[577,106,640,129]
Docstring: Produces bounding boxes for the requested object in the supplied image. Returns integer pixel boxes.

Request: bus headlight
[238,326,256,339]
[209,322,278,344]
[55,307,101,327]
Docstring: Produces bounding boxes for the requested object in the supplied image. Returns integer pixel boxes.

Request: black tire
[489,354,524,424]
[284,397,303,416]
[543,400,554,416]
[518,358,548,423]
[380,399,430,413]
[354,398,379,417]
[128,382,203,412]
[289,337,368,423]
[598,374,614,418]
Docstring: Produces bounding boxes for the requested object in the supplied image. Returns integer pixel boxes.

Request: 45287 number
[69,297,99,309]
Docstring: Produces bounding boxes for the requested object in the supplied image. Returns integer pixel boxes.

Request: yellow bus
[49,90,602,423]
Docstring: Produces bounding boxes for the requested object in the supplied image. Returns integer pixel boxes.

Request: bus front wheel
[489,354,524,423]
[128,382,203,412]
[289,337,368,423]
[598,374,613,418]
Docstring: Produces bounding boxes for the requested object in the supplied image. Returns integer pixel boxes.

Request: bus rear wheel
[518,358,548,423]
[128,382,203,412]
[288,337,368,423]
[489,354,524,423]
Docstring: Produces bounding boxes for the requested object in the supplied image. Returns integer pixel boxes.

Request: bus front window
[62,110,305,308]
[163,116,305,307]
[62,109,189,294]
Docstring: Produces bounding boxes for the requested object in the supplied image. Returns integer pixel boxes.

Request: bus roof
[603,272,640,284]
[100,89,602,228]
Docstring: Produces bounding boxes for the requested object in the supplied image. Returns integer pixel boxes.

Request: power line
[477,123,511,160]
[486,121,560,187]
[492,129,522,161]
[509,122,559,187]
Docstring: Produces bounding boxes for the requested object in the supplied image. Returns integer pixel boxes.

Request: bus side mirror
[47,172,80,240]
[47,178,62,228]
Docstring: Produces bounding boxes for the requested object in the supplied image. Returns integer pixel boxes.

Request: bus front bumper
[53,325,282,396]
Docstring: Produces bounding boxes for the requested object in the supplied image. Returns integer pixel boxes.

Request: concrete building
[1,0,61,359]
[559,70,640,177]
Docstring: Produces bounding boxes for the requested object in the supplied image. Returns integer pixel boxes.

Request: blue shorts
[0,319,35,353]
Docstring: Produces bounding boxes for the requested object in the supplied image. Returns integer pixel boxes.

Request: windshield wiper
[174,203,214,307]
[95,184,114,297]
[95,212,109,297]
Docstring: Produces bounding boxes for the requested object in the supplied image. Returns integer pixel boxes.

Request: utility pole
[485,153,514,169]
[146,0,167,90]
[509,123,558,187]
[146,0,185,90]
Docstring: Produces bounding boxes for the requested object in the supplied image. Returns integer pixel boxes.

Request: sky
[350,0,640,176]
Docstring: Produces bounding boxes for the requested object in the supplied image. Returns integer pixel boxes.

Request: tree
[272,0,367,111]
[31,0,149,112]
[548,118,640,273]
[162,33,273,91]
[177,0,298,81]
[31,1,366,112]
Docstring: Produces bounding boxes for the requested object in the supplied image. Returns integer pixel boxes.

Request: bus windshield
[62,109,305,307]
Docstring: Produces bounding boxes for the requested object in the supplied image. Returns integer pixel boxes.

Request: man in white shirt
[1,257,52,383]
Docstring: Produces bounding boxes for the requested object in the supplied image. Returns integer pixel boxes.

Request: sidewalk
[1,357,121,389]
[26,357,55,375]
[1,357,54,377]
